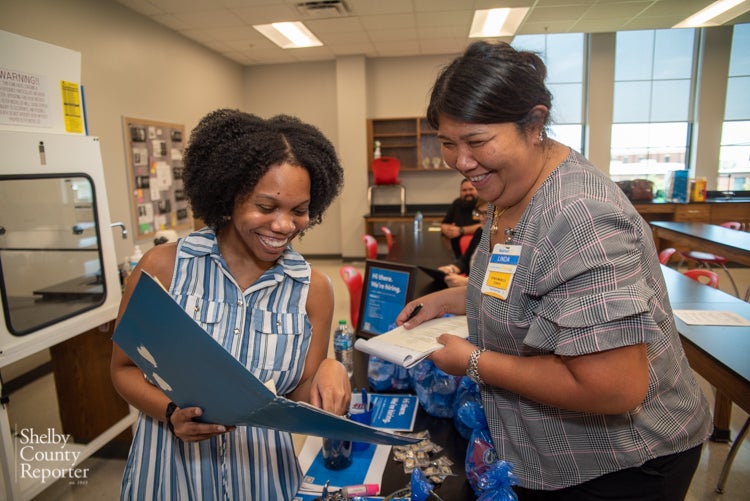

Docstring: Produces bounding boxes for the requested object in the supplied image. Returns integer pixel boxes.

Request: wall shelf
[367,117,445,171]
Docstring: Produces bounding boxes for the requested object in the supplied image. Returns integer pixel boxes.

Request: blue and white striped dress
[120,228,312,500]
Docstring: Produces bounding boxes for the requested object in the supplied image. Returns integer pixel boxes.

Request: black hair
[182,109,344,231]
[427,41,553,133]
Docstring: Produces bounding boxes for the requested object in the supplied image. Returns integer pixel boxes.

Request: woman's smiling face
[230,162,310,261]
[437,115,538,208]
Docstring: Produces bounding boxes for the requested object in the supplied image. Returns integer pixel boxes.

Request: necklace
[490,206,508,236]
[491,206,516,244]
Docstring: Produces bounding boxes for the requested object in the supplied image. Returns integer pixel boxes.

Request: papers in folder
[112,272,418,446]
[354,315,469,368]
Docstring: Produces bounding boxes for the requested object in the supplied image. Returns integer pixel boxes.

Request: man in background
[441,179,481,258]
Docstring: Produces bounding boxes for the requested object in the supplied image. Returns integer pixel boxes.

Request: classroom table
[661,265,750,441]
[382,220,455,267]
[650,221,750,267]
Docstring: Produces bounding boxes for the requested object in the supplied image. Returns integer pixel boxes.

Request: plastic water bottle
[129,245,143,271]
[414,211,423,232]
[333,319,354,378]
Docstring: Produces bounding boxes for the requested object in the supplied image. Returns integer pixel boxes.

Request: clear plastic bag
[461,393,519,499]
[453,376,481,439]
[367,355,411,391]
[409,360,462,418]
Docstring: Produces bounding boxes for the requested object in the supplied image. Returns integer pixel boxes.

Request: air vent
[296,1,349,18]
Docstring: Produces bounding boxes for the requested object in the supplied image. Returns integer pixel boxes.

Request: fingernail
[217,425,226,432]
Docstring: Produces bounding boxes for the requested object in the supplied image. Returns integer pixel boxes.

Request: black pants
[514,444,703,501]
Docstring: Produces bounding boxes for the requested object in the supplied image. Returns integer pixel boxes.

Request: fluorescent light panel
[254,22,322,49]
[673,0,749,28]
[470,8,529,38]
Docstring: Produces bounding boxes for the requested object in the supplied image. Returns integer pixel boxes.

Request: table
[661,265,750,440]
[354,222,472,497]
[650,221,750,267]
[382,221,454,267]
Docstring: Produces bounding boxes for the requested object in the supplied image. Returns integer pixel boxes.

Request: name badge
[481,244,521,300]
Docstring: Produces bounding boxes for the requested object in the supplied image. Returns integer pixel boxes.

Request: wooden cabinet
[632,202,750,227]
[50,321,133,451]
[710,203,750,225]
[367,117,444,171]
[674,204,711,222]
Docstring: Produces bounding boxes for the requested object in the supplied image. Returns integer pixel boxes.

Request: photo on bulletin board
[123,116,191,239]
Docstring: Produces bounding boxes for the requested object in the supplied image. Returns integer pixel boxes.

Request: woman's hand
[309,358,351,415]
[429,334,476,376]
[169,406,236,442]
[438,264,458,274]
[395,287,467,328]
[444,273,469,288]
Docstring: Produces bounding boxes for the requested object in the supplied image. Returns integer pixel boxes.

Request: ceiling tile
[359,14,416,31]
[113,0,746,66]
[231,5,300,25]
[171,9,245,29]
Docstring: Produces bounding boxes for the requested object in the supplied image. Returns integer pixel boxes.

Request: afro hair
[183,109,344,231]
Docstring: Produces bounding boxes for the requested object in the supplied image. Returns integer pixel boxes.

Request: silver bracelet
[466,348,486,385]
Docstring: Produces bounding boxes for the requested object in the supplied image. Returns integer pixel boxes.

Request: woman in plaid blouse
[398,42,711,501]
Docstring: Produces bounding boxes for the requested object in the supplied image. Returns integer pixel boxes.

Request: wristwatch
[467,348,486,385]
[459,226,465,236]
[165,401,177,433]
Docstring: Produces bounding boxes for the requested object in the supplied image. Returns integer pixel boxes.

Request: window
[512,33,586,153]
[610,28,696,189]
[718,23,750,191]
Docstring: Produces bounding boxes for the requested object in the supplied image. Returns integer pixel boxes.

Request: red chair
[679,221,741,296]
[381,226,394,253]
[459,233,473,256]
[368,157,406,215]
[339,266,363,328]
[362,234,377,259]
[658,247,677,266]
[682,269,719,289]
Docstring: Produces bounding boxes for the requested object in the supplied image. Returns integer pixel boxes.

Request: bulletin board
[123,116,191,239]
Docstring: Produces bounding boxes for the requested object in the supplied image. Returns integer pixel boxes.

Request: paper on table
[354,315,469,368]
[673,309,750,326]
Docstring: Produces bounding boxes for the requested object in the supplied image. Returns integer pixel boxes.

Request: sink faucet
[110,222,128,239]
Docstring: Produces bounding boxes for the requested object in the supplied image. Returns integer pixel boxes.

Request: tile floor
[4,259,749,500]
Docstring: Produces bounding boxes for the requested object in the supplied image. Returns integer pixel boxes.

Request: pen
[405,303,423,321]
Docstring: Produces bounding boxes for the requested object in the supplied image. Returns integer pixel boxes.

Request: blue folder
[112,272,418,446]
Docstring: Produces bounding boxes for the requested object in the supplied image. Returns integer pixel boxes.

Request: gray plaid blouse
[467,150,712,490]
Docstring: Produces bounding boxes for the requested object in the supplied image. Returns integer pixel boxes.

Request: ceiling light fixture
[254,22,322,49]
[469,8,530,38]
[673,0,749,28]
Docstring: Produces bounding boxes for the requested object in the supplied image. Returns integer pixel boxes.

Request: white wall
[1,0,737,260]
[366,55,464,206]
[1,0,245,262]
[243,60,345,256]
[243,54,465,257]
